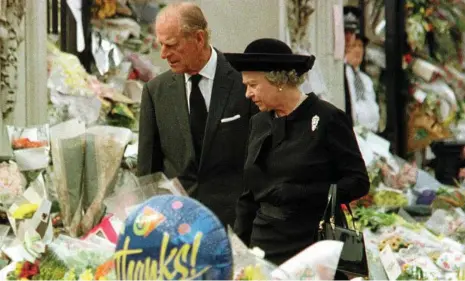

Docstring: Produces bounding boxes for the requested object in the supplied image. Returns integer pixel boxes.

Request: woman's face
[242,71,281,112]
[344,30,356,53]
[346,39,364,68]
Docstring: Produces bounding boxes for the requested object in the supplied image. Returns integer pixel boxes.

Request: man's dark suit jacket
[137,50,256,226]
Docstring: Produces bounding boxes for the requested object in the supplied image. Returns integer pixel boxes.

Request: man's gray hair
[157,2,211,46]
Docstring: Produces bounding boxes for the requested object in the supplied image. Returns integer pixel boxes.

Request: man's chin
[169,67,184,74]
[168,64,186,74]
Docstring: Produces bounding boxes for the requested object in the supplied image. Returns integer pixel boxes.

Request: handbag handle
[319,184,360,236]
[319,184,337,231]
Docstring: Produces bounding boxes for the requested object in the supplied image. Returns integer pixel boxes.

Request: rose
[19,260,40,279]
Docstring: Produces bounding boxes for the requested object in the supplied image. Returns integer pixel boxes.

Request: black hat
[224,38,316,76]
[344,6,361,32]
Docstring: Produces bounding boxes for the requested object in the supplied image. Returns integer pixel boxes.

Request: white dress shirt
[345,65,380,132]
[184,46,218,112]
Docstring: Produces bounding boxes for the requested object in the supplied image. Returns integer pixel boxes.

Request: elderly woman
[225,38,369,265]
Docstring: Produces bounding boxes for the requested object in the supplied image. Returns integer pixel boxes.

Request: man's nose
[160,46,169,59]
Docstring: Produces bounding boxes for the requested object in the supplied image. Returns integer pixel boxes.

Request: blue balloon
[114,195,233,280]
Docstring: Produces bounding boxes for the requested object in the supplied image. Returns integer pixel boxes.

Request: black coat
[137,51,257,227]
[234,93,369,265]
[344,64,354,127]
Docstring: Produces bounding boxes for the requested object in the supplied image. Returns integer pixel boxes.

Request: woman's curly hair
[264,70,306,87]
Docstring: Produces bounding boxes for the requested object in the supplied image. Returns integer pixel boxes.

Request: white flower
[0,161,24,196]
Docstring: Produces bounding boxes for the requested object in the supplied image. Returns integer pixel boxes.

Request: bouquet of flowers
[6,124,50,175]
[0,161,25,211]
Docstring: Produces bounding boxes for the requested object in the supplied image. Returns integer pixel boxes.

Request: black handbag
[316,184,369,277]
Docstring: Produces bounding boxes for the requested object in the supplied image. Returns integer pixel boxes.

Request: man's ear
[195,30,206,47]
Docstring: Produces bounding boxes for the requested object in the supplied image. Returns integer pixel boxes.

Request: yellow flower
[78,269,94,281]
[64,269,77,281]
[243,265,266,280]
[12,204,38,219]
[425,7,434,16]
[402,264,410,271]
[15,262,24,275]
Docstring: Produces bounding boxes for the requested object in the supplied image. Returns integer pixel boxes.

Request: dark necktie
[189,74,207,162]
[352,67,365,101]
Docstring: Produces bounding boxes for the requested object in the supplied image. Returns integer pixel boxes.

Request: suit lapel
[200,54,234,167]
[168,73,195,155]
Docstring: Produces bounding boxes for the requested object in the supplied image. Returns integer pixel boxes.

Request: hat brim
[224,53,316,76]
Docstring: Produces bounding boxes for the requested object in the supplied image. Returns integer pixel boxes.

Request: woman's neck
[275,89,306,117]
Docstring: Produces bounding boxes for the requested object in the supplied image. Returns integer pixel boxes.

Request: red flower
[404,53,413,64]
[408,85,415,95]
[128,69,139,80]
[19,260,40,279]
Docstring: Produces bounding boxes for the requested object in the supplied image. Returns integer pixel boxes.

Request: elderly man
[137,2,256,226]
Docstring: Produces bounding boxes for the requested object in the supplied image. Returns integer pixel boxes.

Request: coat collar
[184,46,218,82]
[249,93,319,164]
[267,92,318,122]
